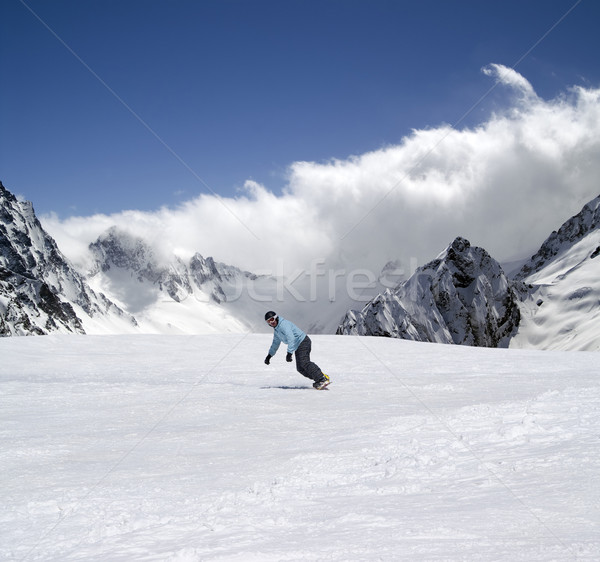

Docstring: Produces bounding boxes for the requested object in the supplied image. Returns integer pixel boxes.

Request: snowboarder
[263,311,330,390]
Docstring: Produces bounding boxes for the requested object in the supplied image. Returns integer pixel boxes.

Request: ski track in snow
[1,334,599,561]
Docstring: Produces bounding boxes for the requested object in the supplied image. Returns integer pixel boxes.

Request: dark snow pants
[294,336,323,382]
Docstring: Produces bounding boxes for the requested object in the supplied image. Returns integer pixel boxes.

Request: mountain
[515,195,600,280]
[337,237,521,347]
[509,195,600,351]
[3,178,599,349]
[86,226,270,333]
[337,196,600,351]
[0,182,137,336]
[0,182,271,336]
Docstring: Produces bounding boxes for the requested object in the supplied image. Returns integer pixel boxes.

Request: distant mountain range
[1,180,599,350]
[85,224,270,334]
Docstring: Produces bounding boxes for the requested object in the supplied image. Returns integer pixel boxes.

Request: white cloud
[44,65,600,283]
[482,63,538,100]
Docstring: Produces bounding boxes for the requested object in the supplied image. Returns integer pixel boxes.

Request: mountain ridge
[336,236,522,347]
[1,181,599,349]
[509,194,600,351]
[515,194,600,281]
[0,181,136,335]
[85,224,265,333]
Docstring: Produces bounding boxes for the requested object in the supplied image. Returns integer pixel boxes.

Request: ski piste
[3,334,599,560]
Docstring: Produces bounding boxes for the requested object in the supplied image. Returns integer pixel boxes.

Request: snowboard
[314,381,330,390]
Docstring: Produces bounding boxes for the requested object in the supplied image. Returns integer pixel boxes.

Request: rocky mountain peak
[89,227,192,303]
[1,182,135,335]
[424,236,481,289]
[337,237,520,347]
[88,227,255,309]
[516,195,600,280]
[91,226,155,273]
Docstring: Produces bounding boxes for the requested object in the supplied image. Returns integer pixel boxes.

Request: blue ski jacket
[268,317,306,356]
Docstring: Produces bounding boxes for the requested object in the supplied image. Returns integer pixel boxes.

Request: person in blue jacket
[263,311,330,389]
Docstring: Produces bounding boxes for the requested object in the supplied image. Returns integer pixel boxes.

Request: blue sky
[1,0,598,219]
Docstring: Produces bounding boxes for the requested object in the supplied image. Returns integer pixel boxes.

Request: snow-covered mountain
[86,225,273,334]
[84,226,370,335]
[3,179,600,350]
[510,194,600,351]
[337,195,600,351]
[337,237,521,347]
[515,195,600,280]
[0,182,137,336]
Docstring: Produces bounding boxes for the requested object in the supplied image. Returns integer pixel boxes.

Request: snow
[2,334,599,561]
[511,229,600,351]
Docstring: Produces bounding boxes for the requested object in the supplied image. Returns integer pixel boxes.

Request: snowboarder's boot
[313,373,330,390]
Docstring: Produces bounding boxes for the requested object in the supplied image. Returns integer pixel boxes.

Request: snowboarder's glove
[264,354,272,365]
[286,352,293,362]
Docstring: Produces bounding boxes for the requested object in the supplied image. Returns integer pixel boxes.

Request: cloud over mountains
[44,65,600,279]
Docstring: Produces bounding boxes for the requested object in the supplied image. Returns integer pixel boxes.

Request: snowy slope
[511,195,600,351]
[2,334,599,561]
[510,229,600,351]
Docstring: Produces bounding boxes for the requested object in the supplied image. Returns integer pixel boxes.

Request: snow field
[512,229,600,352]
[1,334,599,561]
